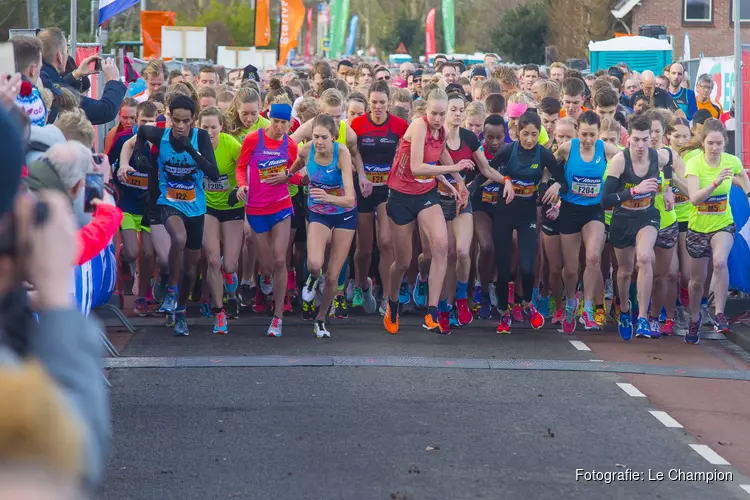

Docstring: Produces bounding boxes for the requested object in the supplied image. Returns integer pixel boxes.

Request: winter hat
[15,79,47,127]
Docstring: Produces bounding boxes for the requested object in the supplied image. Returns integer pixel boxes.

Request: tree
[490,0,548,64]
[546,0,616,61]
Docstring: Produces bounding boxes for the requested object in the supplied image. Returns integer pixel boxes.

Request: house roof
[611,0,642,19]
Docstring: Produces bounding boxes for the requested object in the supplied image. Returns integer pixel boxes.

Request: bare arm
[473,149,505,184]
[119,135,137,171]
[335,147,356,208]
[289,142,311,174]
[410,123,464,176]
[603,142,622,160]
[687,175,717,205]
[290,120,312,144]
[671,153,689,195]
[554,140,571,163]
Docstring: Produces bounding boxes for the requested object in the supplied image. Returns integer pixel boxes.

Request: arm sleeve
[30,310,111,489]
[601,175,633,209]
[75,204,124,265]
[489,144,513,175]
[78,81,127,125]
[193,129,219,180]
[461,128,482,152]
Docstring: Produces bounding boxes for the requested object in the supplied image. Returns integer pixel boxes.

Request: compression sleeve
[663,148,673,180]
[191,130,220,180]
[601,175,634,209]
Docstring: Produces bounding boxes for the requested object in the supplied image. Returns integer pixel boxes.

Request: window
[730,0,750,22]
[683,0,712,23]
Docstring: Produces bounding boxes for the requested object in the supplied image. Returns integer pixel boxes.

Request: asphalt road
[99,314,750,500]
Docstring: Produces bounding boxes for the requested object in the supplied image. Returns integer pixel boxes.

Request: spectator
[133,60,167,103]
[629,70,678,114]
[104,97,138,153]
[37,28,126,125]
[168,69,184,85]
[12,36,51,127]
[197,65,218,88]
[56,109,96,148]
[181,63,197,83]
[695,73,723,119]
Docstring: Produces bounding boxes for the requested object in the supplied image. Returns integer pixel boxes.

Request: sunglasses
[378,75,391,81]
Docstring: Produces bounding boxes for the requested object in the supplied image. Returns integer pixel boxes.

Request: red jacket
[76,204,123,265]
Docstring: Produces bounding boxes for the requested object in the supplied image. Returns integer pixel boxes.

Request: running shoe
[618,305,633,341]
[213,310,228,334]
[424,313,447,334]
[478,293,492,320]
[131,272,139,297]
[594,307,606,329]
[635,317,653,338]
[260,274,273,295]
[227,298,240,319]
[283,293,293,313]
[345,279,355,303]
[379,298,387,316]
[362,278,378,314]
[399,280,412,305]
[438,311,451,334]
[604,279,613,301]
[714,313,731,335]
[351,287,365,310]
[562,299,578,335]
[314,320,331,339]
[524,303,544,330]
[174,310,189,336]
[253,287,267,314]
[658,306,667,323]
[287,270,297,294]
[648,317,663,338]
[412,275,428,308]
[165,312,176,328]
[551,309,564,325]
[685,316,701,345]
[302,274,320,303]
[455,298,473,326]
[511,303,524,323]
[679,287,690,307]
[330,294,348,319]
[159,290,178,314]
[134,297,151,317]
[449,308,460,328]
[145,285,157,305]
[496,311,512,335]
[701,303,714,326]
[301,298,316,320]
[661,319,675,336]
[199,302,212,318]
[489,283,498,308]
[473,283,482,307]
[537,295,551,319]
[580,310,599,331]
[267,316,283,337]
[223,272,239,295]
[507,282,515,308]
[153,276,169,303]
[383,302,399,334]
[239,284,253,308]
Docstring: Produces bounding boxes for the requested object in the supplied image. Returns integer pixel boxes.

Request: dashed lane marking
[649,410,683,428]
[568,340,591,351]
[616,382,646,398]
[689,444,730,465]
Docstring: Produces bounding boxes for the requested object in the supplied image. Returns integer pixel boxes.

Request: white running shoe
[267,316,283,337]
[314,320,331,338]
[260,274,274,295]
[345,279,355,303]
[302,274,321,303]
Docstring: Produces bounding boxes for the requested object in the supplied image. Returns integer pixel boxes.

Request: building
[611,0,750,57]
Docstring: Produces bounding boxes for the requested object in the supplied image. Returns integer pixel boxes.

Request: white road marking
[557,329,564,333]
[569,340,591,351]
[649,411,683,428]
[739,485,750,495]
[589,359,604,362]
[616,382,646,398]
[689,444,730,465]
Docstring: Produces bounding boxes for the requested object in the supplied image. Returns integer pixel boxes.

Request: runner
[560,77,587,120]
[346,92,367,123]
[552,111,622,333]
[383,88,473,335]
[694,74,723,119]
[119,95,220,335]
[225,88,270,143]
[598,117,623,321]
[602,112,675,341]
[667,63,697,121]
[197,106,243,334]
[683,119,750,343]
[491,110,563,334]
[463,101,487,138]
[292,114,357,337]
[350,80,409,314]
[236,103,299,337]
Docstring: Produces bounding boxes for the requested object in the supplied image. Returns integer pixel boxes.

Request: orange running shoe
[423,312,445,334]
[383,301,400,334]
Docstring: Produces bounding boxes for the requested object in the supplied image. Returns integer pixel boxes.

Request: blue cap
[270,103,292,121]
[470,67,488,79]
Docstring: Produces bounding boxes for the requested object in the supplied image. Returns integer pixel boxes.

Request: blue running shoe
[537,295,551,319]
[658,306,667,323]
[412,274,428,308]
[472,284,482,306]
[685,314,701,345]
[531,287,539,309]
[635,317,651,338]
[479,292,492,319]
[399,280,411,305]
[449,307,460,328]
[618,303,633,341]
[648,317,662,339]
[199,303,212,317]
[159,290,177,314]
[174,310,189,336]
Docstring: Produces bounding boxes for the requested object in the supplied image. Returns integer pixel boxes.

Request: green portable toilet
[589,36,673,73]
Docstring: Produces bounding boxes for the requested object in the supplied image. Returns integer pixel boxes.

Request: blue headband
[270,103,292,121]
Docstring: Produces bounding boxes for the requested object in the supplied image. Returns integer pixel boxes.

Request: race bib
[481,184,499,205]
[258,158,287,183]
[570,175,601,198]
[364,164,390,186]
[672,186,689,205]
[697,194,728,214]
[204,174,230,193]
[166,180,196,202]
[512,179,537,198]
[125,170,148,190]
[414,161,437,183]
[621,183,653,210]
[313,182,342,197]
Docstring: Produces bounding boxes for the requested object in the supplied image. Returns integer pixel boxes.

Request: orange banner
[277,0,305,67]
[141,11,175,59]
[255,0,271,47]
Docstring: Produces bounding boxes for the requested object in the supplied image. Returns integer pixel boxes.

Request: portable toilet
[588,36,673,74]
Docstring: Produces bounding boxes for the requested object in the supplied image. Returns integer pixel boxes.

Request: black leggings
[493,211,538,311]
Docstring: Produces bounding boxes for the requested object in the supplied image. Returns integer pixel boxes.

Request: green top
[654,171,677,229]
[204,133,243,210]
[233,115,271,143]
[685,152,743,233]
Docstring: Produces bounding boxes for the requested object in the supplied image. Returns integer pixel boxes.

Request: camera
[84,173,103,213]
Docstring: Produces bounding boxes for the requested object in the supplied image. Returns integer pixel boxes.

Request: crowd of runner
[106,54,750,344]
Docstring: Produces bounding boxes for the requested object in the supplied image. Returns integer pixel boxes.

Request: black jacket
[40,60,127,125]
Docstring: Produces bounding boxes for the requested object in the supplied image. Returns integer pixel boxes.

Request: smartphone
[90,57,102,73]
[0,42,15,76]
[84,173,104,212]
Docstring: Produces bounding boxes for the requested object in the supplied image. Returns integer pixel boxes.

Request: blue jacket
[41,60,127,125]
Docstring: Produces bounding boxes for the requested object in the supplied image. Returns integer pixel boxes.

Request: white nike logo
[424,201,432,206]
[325,168,336,173]
[344,215,354,221]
